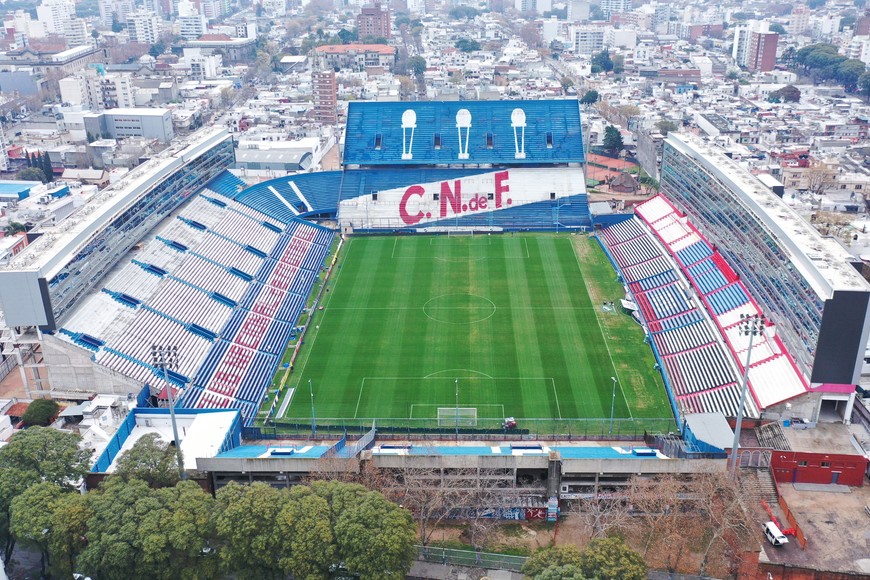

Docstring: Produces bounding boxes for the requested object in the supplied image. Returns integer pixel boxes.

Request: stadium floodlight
[609,376,617,435]
[511,108,526,159]
[309,378,316,437]
[455,378,459,441]
[455,109,472,160]
[401,109,416,160]
[151,344,185,480]
[729,314,766,477]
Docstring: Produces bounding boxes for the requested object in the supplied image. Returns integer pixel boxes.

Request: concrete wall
[42,334,143,396]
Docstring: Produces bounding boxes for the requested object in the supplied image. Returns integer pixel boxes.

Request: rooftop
[1,127,229,278]
[315,44,397,55]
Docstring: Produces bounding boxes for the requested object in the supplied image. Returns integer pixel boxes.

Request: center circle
[423,293,496,324]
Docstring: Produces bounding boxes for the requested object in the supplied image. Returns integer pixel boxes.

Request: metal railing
[416,545,527,572]
[263,417,677,440]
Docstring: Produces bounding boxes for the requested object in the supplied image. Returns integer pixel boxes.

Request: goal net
[437,407,478,427]
[446,230,475,237]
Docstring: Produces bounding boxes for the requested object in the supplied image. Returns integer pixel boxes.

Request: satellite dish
[455,108,472,128]
[401,109,416,128]
[511,108,526,127]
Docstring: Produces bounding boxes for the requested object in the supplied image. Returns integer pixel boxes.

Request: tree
[860,71,870,100]
[46,492,91,579]
[767,84,801,103]
[0,427,90,490]
[330,486,416,579]
[337,27,357,43]
[523,545,585,577]
[214,482,291,579]
[0,467,37,562]
[455,38,481,52]
[591,49,614,73]
[18,167,45,183]
[114,433,181,489]
[21,398,60,427]
[111,13,123,32]
[536,564,589,580]
[655,120,678,135]
[149,40,166,58]
[560,76,574,92]
[612,53,625,74]
[42,152,54,182]
[277,487,336,579]
[579,89,599,104]
[10,482,64,578]
[580,537,647,580]
[4,222,25,236]
[805,164,836,196]
[448,5,479,19]
[408,55,427,77]
[603,125,624,156]
[770,23,787,34]
[837,59,866,92]
[77,478,218,580]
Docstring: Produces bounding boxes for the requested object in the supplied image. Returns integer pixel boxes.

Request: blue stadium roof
[343,100,584,167]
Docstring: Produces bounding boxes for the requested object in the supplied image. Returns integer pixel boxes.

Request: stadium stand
[58,171,333,425]
[343,100,584,166]
[597,216,751,418]
[634,195,807,411]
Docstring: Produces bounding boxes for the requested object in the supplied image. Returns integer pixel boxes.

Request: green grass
[278,234,672,424]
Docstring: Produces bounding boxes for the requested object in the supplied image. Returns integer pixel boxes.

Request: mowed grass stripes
[282,235,671,422]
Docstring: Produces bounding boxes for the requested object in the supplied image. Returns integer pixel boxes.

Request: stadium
[1,99,868,442]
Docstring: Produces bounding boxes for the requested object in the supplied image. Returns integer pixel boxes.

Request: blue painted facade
[343,100,584,166]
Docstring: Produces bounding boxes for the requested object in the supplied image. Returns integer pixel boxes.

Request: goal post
[437,407,478,427]
[446,229,475,238]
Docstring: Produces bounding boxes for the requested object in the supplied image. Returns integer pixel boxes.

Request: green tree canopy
[4,221,25,236]
[331,485,416,579]
[580,537,647,580]
[455,38,481,52]
[579,89,600,104]
[860,71,870,100]
[837,59,867,91]
[522,544,585,577]
[214,482,292,579]
[655,119,678,135]
[46,492,91,579]
[770,23,786,34]
[449,5,479,19]
[768,84,802,103]
[10,482,64,578]
[408,55,427,77]
[114,433,181,489]
[603,125,624,155]
[277,487,336,579]
[77,478,218,580]
[591,49,614,74]
[0,427,90,489]
[537,563,590,580]
[17,167,46,182]
[560,76,574,91]
[21,398,60,427]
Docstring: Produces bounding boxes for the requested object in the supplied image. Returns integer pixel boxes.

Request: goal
[437,407,478,427]
[446,230,475,238]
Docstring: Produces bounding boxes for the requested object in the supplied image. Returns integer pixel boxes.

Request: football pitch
[277,234,673,426]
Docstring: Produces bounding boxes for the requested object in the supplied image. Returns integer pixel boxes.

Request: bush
[22,399,60,427]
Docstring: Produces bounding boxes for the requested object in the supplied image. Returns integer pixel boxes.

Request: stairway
[741,468,780,514]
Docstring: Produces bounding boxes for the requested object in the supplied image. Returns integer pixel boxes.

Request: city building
[181,48,222,80]
[98,0,135,28]
[514,0,552,15]
[660,132,870,388]
[59,71,136,111]
[313,44,397,71]
[126,10,161,45]
[83,108,175,142]
[570,26,604,55]
[35,0,75,36]
[599,0,631,19]
[312,69,337,125]
[732,22,778,72]
[355,0,391,40]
